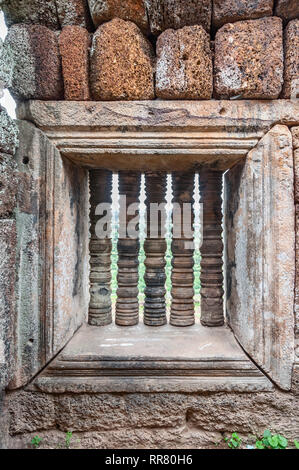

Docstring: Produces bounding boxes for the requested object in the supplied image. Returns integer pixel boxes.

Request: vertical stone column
[170,172,195,327]
[88,169,113,326]
[116,171,141,326]
[200,169,224,327]
[144,172,167,326]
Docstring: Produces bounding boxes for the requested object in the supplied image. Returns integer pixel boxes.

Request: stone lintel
[17,100,299,171]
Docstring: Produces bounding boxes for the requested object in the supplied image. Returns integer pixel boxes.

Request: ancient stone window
[88,169,224,328]
[8,100,297,395]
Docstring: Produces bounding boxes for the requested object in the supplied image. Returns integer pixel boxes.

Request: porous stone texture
[1,0,60,29]
[56,0,93,29]
[213,0,274,29]
[90,19,155,101]
[156,25,212,100]
[0,221,16,390]
[275,0,299,22]
[59,26,90,100]
[0,106,18,155]
[282,19,299,99]
[214,17,284,99]
[5,389,299,448]
[88,0,148,32]
[145,0,212,35]
[4,24,63,101]
[0,153,17,217]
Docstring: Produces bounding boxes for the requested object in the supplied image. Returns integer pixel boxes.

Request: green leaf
[256,441,265,449]
[263,430,272,439]
[232,439,239,448]
[232,433,240,441]
[269,435,279,448]
[277,435,288,448]
[294,440,299,449]
[262,437,270,447]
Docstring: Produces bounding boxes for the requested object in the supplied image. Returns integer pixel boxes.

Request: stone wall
[0,1,298,101]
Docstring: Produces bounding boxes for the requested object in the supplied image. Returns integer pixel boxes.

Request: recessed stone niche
[9,100,298,394]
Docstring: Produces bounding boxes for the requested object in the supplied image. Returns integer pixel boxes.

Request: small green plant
[224,432,242,449]
[294,440,299,449]
[256,430,288,449]
[65,431,73,449]
[31,435,42,449]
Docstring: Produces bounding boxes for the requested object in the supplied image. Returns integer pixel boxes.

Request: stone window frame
[9,99,299,393]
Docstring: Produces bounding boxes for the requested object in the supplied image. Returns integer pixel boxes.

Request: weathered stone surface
[156,25,213,100]
[1,0,60,29]
[9,121,89,389]
[59,26,90,100]
[56,0,93,29]
[295,203,299,336]
[4,24,63,101]
[88,0,148,33]
[6,389,299,448]
[145,0,212,35]
[213,0,273,29]
[0,153,17,217]
[275,0,299,22]
[214,17,284,99]
[90,19,154,100]
[294,149,299,203]
[0,106,18,156]
[282,19,299,99]
[0,220,16,390]
[292,126,299,150]
[225,125,295,390]
[9,391,55,435]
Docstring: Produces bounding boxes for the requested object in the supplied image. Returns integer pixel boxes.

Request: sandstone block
[0,153,17,217]
[4,24,63,101]
[146,0,211,35]
[296,204,299,336]
[56,0,93,29]
[90,19,154,101]
[59,26,90,100]
[156,25,213,100]
[292,126,299,149]
[88,0,148,32]
[214,17,283,99]
[282,19,299,98]
[294,149,299,203]
[9,391,55,435]
[1,0,59,29]
[275,0,299,22]
[213,0,273,29]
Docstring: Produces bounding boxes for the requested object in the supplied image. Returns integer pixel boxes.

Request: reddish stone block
[275,0,299,22]
[88,0,148,33]
[59,26,91,101]
[214,17,283,99]
[156,25,213,99]
[4,24,63,101]
[146,0,211,35]
[282,19,299,98]
[213,0,273,29]
[90,19,155,101]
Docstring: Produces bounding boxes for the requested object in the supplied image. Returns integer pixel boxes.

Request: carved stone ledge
[17,100,299,171]
[30,323,274,394]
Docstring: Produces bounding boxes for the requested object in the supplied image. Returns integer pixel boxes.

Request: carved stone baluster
[116,171,141,326]
[200,169,224,327]
[170,172,195,327]
[88,169,113,326]
[144,172,167,326]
